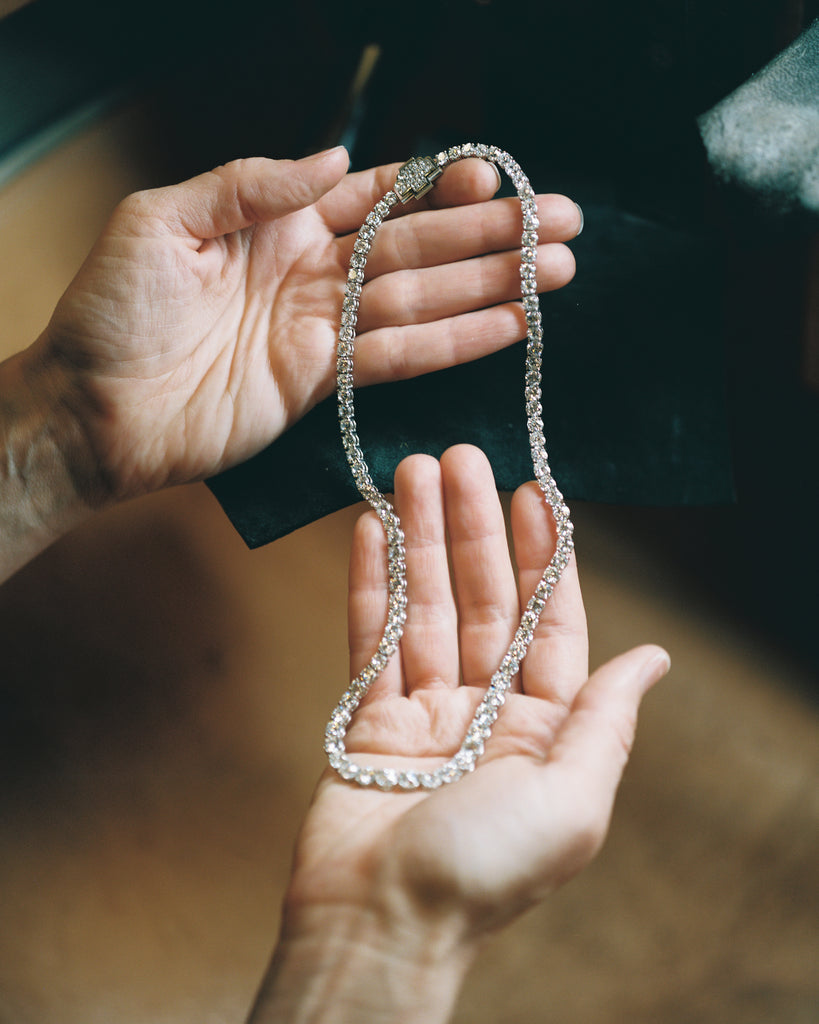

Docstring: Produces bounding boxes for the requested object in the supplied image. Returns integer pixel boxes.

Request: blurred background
[0,1,817,1021]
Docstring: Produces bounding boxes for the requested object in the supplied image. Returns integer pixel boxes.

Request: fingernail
[302,145,348,161]
[490,163,502,192]
[574,202,584,237]
[641,648,671,691]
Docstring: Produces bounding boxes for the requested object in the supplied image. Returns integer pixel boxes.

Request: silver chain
[325,144,574,791]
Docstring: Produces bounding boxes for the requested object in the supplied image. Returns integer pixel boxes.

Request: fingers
[355,242,574,335]
[539,645,670,872]
[331,166,578,389]
[346,195,577,387]
[441,445,520,690]
[393,456,460,692]
[121,149,350,241]
[511,482,588,708]
[352,301,528,388]
[339,194,582,279]
[318,157,503,235]
[348,455,461,698]
[347,509,404,697]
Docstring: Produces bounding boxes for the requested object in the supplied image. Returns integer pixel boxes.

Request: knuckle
[116,188,157,221]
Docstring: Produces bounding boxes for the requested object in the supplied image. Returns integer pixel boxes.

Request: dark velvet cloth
[208,204,733,547]
[699,19,819,232]
[208,9,819,548]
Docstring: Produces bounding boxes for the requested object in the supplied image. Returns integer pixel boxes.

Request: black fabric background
[209,203,733,546]
[4,0,818,666]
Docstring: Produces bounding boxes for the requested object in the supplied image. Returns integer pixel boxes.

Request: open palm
[279,446,669,955]
[37,150,579,502]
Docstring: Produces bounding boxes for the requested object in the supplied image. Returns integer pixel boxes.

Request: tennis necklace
[325,144,574,791]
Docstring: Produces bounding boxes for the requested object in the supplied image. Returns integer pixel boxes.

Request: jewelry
[325,144,574,791]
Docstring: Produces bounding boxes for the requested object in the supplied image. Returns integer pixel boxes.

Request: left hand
[28,150,580,504]
[249,445,669,1023]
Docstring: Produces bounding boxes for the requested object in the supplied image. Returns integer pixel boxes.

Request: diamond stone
[375,768,399,791]
[398,770,421,789]
[327,144,574,792]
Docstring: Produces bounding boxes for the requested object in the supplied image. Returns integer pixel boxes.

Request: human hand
[24,149,580,506]
[249,445,669,1023]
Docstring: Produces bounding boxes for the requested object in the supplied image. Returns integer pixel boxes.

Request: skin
[0,151,667,1020]
[0,147,579,580]
[249,446,669,1024]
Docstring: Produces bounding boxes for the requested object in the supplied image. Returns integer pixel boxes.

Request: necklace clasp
[394,155,443,203]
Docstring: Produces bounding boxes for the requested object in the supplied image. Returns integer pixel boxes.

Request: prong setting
[328,145,574,791]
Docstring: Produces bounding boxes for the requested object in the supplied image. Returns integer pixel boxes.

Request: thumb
[132,147,350,241]
[550,644,670,783]
[537,644,670,873]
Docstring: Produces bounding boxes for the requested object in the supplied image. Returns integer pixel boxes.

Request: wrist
[248,902,476,1024]
[0,342,102,579]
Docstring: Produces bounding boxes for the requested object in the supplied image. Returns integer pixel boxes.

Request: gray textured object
[698,19,819,227]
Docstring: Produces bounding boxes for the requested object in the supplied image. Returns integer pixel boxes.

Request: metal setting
[394,155,444,203]
[325,143,574,791]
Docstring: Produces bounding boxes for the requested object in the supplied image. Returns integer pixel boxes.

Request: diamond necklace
[325,144,574,792]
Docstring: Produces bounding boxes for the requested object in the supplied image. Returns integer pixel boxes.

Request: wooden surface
[0,101,817,1024]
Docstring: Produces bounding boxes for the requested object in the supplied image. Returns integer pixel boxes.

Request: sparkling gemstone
[375,768,399,791]
[383,624,401,645]
[454,749,476,771]
[350,679,368,700]
[398,770,420,789]
[477,708,497,728]
[464,733,485,756]
[328,145,574,792]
